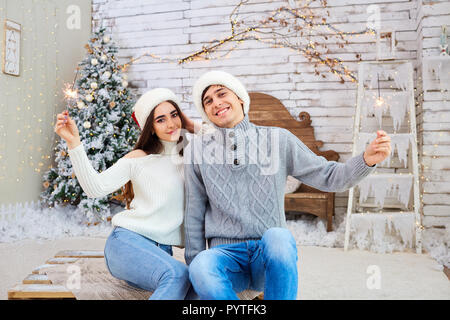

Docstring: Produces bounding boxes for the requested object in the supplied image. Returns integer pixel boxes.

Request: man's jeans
[104,226,195,300]
[189,227,298,300]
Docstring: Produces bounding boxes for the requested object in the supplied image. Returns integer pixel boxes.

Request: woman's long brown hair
[122,101,186,209]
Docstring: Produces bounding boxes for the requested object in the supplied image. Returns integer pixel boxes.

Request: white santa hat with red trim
[132,88,180,130]
[192,70,250,124]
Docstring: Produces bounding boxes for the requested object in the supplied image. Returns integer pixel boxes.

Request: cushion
[285,175,301,194]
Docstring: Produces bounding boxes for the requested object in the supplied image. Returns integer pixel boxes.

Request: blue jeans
[188,227,298,300]
[104,227,196,300]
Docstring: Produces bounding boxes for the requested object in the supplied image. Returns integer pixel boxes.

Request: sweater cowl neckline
[213,114,251,135]
[159,139,180,155]
[207,114,253,143]
[128,140,180,160]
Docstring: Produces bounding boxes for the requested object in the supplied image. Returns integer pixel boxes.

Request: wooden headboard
[248,92,339,162]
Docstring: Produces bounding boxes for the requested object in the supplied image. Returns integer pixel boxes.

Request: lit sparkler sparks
[63,68,80,104]
[63,83,78,100]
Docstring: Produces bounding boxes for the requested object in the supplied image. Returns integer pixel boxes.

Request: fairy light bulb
[375,96,385,107]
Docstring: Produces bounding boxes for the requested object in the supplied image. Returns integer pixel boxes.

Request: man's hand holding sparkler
[363,130,392,167]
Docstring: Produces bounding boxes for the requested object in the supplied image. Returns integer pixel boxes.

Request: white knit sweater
[68,140,185,247]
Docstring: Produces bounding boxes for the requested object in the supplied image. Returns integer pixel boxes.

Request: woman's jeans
[188,227,298,300]
[104,226,194,300]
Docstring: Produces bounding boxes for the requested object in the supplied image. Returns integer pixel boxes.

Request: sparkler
[375,73,384,107]
[63,67,80,105]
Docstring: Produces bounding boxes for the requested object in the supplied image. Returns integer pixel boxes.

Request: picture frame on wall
[2,19,21,76]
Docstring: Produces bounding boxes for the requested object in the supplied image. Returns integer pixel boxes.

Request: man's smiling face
[202,85,244,128]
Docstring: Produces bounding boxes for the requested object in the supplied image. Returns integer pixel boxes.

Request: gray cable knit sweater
[183,115,376,265]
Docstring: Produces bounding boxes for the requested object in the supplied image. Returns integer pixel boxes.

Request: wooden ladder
[344,60,422,254]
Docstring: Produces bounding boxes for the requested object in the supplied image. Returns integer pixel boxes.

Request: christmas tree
[41,27,139,223]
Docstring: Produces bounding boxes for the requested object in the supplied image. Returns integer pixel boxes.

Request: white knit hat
[192,70,250,123]
[132,88,180,130]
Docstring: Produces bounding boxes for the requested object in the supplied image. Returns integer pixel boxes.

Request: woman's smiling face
[152,101,182,142]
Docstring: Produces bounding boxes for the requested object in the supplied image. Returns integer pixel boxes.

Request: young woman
[54,88,199,300]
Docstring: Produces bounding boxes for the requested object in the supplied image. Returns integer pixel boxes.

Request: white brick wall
[415,0,450,228]
[93,0,450,228]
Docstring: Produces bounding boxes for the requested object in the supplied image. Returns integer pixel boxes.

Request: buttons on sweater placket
[227,131,242,167]
[232,144,239,166]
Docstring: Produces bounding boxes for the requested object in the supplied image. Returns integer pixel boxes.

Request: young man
[183,70,391,300]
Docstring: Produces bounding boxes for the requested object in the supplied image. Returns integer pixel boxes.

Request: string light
[0,2,59,191]
[117,3,376,82]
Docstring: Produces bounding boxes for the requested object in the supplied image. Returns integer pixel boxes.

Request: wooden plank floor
[8,250,102,300]
[54,250,104,258]
[8,284,76,299]
[45,257,79,264]
[32,264,59,274]
[23,274,52,284]
[9,249,447,300]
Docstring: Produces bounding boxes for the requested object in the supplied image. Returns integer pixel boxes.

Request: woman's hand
[180,110,201,134]
[363,130,392,167]
[54,110,81,150]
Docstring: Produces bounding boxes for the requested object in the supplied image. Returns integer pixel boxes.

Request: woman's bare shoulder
[123,149,148,159]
